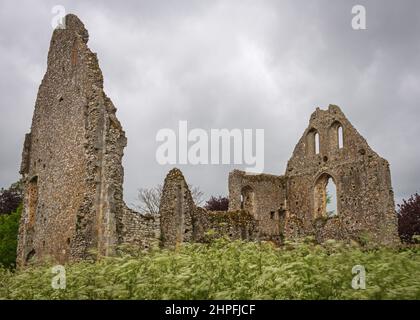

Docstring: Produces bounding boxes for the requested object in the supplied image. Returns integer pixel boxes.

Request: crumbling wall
[228,105,398,245]
[192,207,258,242]
[159,168,260,247]
[284,105,398,244]
[159,168,195,247]
[228,170,286,242]
[17,14,136,265]
[119,207,160,249]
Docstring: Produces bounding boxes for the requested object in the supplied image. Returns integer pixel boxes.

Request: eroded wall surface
[228,170,286,242]
[17,14,140,265]
[285,105,398,244]
[193,208,259,242]
[159,168,195,247]
[228,104,398,245]
[159,169,259,246]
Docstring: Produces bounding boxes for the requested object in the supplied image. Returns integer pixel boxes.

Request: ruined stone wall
[119,207,160,249]
[17,14,132,265]
[227,105,398,245]
[285,105,398,244]
[228,170,286,242]
[159,169,195,247]
[192,207,258,242]
[159,169,259,247]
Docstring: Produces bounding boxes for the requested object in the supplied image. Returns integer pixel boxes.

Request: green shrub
[0,205,21,268]
[0,238,419,300]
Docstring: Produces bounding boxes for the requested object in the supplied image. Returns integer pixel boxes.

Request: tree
[397,193,420,243]
[134,184,204,215]
[204,196,229,211]
[0,205,21,268]
[0,181,23,215]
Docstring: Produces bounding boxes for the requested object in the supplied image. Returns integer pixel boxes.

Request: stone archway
[313,173,338,219]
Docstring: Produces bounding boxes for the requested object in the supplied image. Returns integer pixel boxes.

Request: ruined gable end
[284,104,398,244]
[227,104,398,245]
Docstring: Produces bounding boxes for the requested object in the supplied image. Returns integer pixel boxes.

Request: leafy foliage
[1,238,419,299]
[204,196,229,211]
[0,182,23,215]
[0,205,21,268]
[398,193,420,243]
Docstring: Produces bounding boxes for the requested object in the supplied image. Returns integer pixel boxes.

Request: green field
[1,238,419,300]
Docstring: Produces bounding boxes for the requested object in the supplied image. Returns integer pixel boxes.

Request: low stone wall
[193,207,259,242]
[119,207,160,249]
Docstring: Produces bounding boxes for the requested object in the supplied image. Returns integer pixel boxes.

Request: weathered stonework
[119,207,160,250]
[158,168,258,247]
[18,14,398,266]
[192,208,259,243]
[228,105,399,245]
[228,171,287,242]
[160,107,398,247]
[159,168,195,247]
[17,14,150,266]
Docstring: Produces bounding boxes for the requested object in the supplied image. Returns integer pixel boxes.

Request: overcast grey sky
[0,0,419,206]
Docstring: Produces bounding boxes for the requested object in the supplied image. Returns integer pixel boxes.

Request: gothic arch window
[315,132,320,154]
[313,173,338,218]
[338,126,344,149]
[329,121,344,150]
[307,128,320,155]
[326,178,338,216]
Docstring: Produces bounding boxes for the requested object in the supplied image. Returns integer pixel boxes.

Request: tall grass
[1,238,419,300]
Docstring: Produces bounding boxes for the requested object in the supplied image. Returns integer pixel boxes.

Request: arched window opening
[326,178,337,217]
[241,186,254,214]
[329,121,343,150]
[306,128,320,155]
[315,132,320,154]
[314,173,338,218]
[338,126,344,149]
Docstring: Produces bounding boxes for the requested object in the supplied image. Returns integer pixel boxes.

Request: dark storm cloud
[0,0,419,206]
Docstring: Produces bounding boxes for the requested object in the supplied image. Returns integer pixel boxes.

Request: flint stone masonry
[228,171,287,242]
[192,208,259,242]
[158,168,258,247]
[18,14,399,266]
[159,168,195,247]
[164,106,398,247]
[120,207,160,249]
[228,105,399,245]
[17,14,150,266]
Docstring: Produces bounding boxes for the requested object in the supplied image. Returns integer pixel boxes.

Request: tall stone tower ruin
[17,14,128,265]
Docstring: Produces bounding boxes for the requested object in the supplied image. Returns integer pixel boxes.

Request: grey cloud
[0,0,419,207]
